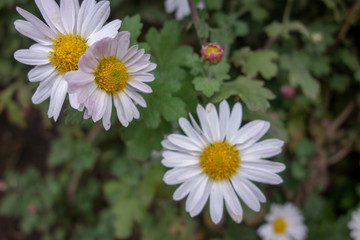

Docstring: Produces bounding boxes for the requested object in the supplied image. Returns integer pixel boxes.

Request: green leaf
[120,15,143,45]
[232,49,278,80]
[120,120,170,160]
[143,21,191,127]
[212,76,275,112]
[193,76,221,97]
[329,74,351,93]
[48,135,99,171]
[205,0,223,10]
[280,52,320,100]
[195,19,210,39]
[265,21,309,38]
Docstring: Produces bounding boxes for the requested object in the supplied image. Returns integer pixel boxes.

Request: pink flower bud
[201,42,223,64]
[280,85,295,98]
[27,205,37,214]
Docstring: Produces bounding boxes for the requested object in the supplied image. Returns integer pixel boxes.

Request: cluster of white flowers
[16,2,360,240]
[14,0,155,130]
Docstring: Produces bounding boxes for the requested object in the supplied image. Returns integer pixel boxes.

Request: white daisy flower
[14,0,121,121]
[64,32,156,130]
[349,208,360,240]
[257,203,308,240]
[165,0,205,20]
[161,100,285,224]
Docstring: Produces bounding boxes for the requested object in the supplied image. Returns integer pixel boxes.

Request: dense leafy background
[0,0,360,239]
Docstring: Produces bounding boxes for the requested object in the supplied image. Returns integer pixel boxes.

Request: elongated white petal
[209,183,224,224]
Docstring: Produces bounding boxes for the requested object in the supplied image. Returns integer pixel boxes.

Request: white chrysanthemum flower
[257,203,308,240]
[349,208,360,240]
[14,0,121,121]
[161,100,285,224]
[65,32,156,130]
[165,0,205,20]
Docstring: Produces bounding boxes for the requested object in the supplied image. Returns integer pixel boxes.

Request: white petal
[209,182,224,224]
[230,120,269,145]
[14,20,51,46]
[196,104,212,142]
[239,167,283,185]
[78,50,98,73]
[48,77,67,121]
[113,94,129,127]
[16,7,56,39]
[28,64,55,82]
[102,95,112,130]
[118,92,134,122]
[131,73,155,82]
[189,179,212,217]
[126,79,152,93]
[60,0,77,33]
[121,45,139,63]
[14,48,50,65]
[219,100,230,140]
[179,118,206,148]
[173,180,193,201]
[225,102,242,141]
[65,71,95,90]
[231,174,261,212]
[76,83,98,104]
[69,93,80,110]
[113,31,131,60]
[89,89,107,122]
[87,20,122,45]
[163,166,202,185]
[77,0,96,34]
[82,1,110,38]
[185,175,208,212]
[32,72,57,104]
[123,87,147,108]
[204,103,220,141]
[241,160,286,173]
[167,134,202,152]
[222,181,243,223]
[35,0,65,33]
[161,151,198,167]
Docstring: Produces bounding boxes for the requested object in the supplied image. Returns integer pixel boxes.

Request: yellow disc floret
[48,33,88,75]
[200,141,240,180]
[94,55,130,94]
[205,45,221,54]
[273,217,287,234]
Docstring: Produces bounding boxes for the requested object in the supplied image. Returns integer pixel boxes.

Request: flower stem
[187,0,206,46]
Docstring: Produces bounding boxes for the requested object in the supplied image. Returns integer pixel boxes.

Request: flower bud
[280,85,295,98]
[201,42,223,64]
[27,205,37,214]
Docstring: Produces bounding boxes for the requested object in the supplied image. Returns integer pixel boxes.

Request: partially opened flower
[165,0,205,20]
[161,100,285,224]
[14,0,121,120]
[257,203,308,240]
[201,42,224,64]
[65,32,156,130]
[349,208,360,240]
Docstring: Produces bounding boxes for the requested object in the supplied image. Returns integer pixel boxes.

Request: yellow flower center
[94,55,130,94]
[273,217,287,234]
[206,45,220,54]
[48,33,88,75]
[199,141,240,180]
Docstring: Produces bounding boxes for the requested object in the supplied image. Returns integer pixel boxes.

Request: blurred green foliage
[0,0,360,239]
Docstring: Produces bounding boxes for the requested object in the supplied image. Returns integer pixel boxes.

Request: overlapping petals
[162,100,285,224]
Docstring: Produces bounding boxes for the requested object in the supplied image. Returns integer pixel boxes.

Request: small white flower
[257,203,308,240]
[349,208,360,240]
[14,0,121,120]
[161,100,285,224]
[165,0,205,20]
[65,32,156,130]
